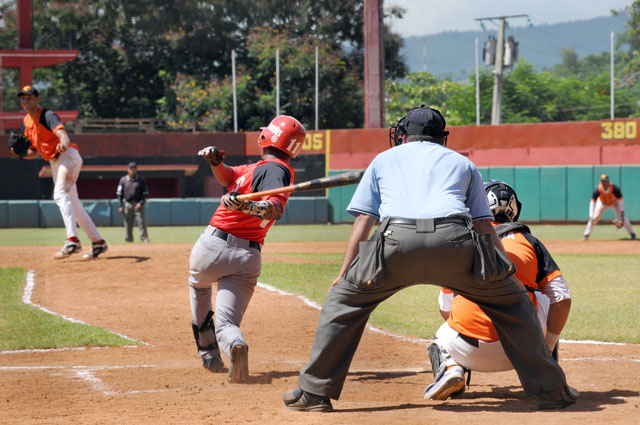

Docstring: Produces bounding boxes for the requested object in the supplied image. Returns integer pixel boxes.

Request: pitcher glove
[613,218,624,228]
[198,146,226,166]
[221,191,248,211]
[9,132,31,157]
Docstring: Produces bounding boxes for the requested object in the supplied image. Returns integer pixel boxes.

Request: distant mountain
[399,14,629,81]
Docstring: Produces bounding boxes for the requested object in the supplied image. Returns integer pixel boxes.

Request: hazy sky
[387,0,633,37]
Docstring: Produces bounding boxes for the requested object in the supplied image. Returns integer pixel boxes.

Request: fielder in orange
[424,181,572,401]
[583,174,635,240]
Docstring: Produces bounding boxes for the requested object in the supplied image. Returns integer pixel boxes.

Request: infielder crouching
[188,115,305,383]
[583,174,635,241]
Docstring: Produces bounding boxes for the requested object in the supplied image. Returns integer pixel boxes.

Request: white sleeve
[541,275,571,304]
[438,290,454,312]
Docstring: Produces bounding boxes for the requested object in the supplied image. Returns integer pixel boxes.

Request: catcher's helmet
[389,105,449,148]
[484,180,522,222]
[258,115,306,158]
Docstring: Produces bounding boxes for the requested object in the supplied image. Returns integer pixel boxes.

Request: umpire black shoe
[227,340,249,383]
[283,387,333,412]
[537,385,579,410]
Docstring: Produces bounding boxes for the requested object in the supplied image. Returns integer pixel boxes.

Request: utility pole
[476,14,528,125]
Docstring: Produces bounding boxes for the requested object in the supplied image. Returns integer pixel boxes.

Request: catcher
[583,174,636,241]
[9,86,108,259]
[425,181,572,407]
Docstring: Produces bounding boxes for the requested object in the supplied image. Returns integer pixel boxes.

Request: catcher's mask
[388,105,449,148]
[484,180,522,223]
[258,115,306,158]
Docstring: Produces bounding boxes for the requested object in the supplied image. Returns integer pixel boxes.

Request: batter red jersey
[592,183,623,206]
[444,222,562,342]
[210,158,294,244]
[22,107,78,161]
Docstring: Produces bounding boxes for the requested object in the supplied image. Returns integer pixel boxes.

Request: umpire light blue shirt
[347,141,493,221]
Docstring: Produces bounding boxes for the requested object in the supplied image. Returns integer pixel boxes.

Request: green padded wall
[514,167,540,222]
[540,167,567,220]
[488,167,515,185]
[622,166,640,221]
[567,167,592,221]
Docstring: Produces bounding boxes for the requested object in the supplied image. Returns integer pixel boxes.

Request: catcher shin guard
[191,310,219,352]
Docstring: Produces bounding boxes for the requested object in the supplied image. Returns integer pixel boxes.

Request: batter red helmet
[258,115,306,158]
[484,180,522,222]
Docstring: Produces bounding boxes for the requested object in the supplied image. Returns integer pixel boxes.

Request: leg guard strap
[191,310,219,352]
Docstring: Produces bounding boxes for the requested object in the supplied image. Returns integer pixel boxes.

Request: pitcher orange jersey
[444,223,562,342]
[22,107,78,161]
[592,183,623,206]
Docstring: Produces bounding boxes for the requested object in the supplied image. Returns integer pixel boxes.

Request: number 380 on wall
[601,121,638,140]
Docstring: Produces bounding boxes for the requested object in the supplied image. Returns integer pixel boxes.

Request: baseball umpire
[188,115,305,383]
[424,181,572,401]
[116,161,149,243]
[9,85,108,260]
[283,106,578,412]
[583,174,636,240]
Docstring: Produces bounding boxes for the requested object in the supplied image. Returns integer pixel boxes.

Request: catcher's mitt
[9,132,31,157]
[613,218,624,228]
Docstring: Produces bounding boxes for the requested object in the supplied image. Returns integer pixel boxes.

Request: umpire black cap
[18,85,39,97]
[404,105,449,139]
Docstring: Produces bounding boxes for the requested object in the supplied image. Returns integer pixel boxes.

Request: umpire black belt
[388,216,469,230]
[212,227,261,251]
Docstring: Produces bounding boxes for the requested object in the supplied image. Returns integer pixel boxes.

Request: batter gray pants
[298,218,567,400]
[123,201,148,242]
[188,226,261,359]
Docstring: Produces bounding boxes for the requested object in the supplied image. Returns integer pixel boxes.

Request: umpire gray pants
[298,218,567,400]
[123,201,148,242]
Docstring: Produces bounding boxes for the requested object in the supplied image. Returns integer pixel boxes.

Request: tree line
[1,0,638,131]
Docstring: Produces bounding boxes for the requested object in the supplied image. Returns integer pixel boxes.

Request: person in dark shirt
[116,161,149,243]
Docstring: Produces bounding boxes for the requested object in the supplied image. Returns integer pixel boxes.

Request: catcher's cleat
[283,387,333,412]
[54,240,82,259]
[537,385,579,410]
[201,351,224,373]
[424,365,465,400]
[227,340,249,383]
[82,240,108,259]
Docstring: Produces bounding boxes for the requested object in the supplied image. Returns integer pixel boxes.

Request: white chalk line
[1,364,167,395]
[20,269,147,345]
[257,281,640,347]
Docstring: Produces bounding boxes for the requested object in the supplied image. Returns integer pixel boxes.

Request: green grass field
[1,224,638,350]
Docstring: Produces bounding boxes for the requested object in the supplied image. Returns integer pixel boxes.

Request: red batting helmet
[258,115,306,158]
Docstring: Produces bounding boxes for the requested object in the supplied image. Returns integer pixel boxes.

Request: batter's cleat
[54,240,82,259]
[424,365,466,400]
[582,235,589,241]
[631,233,637,240]
[82,240,108,259]
[537,385,579,410]
[202,351,224,373]
[283,387,333,412]
[227,340,249,383]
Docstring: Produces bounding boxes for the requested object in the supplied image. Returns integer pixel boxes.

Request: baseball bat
[236,170,364,201]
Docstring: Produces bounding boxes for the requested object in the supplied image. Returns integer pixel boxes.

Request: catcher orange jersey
[444,223,562,342]
[592,183,623,206]
[22,107,78,161]
[210,157,294,244]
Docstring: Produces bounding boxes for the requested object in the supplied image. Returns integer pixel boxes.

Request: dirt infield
[1,240,639,424]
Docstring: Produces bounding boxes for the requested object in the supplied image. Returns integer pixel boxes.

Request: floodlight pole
[276,48,280,116]
[610,32,615,120]
[231,50,238,132]
[475,37,480,126]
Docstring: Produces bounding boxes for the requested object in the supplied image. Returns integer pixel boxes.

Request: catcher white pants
[188,226,261,359]
[435,292,550,372]
[584,199,635,237]
[50,147,102,242]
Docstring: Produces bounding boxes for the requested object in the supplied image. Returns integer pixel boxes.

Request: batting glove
[198,146,226,166]
[221,192,248,211]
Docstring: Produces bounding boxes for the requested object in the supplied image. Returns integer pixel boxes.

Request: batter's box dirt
[0,244,638,425]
